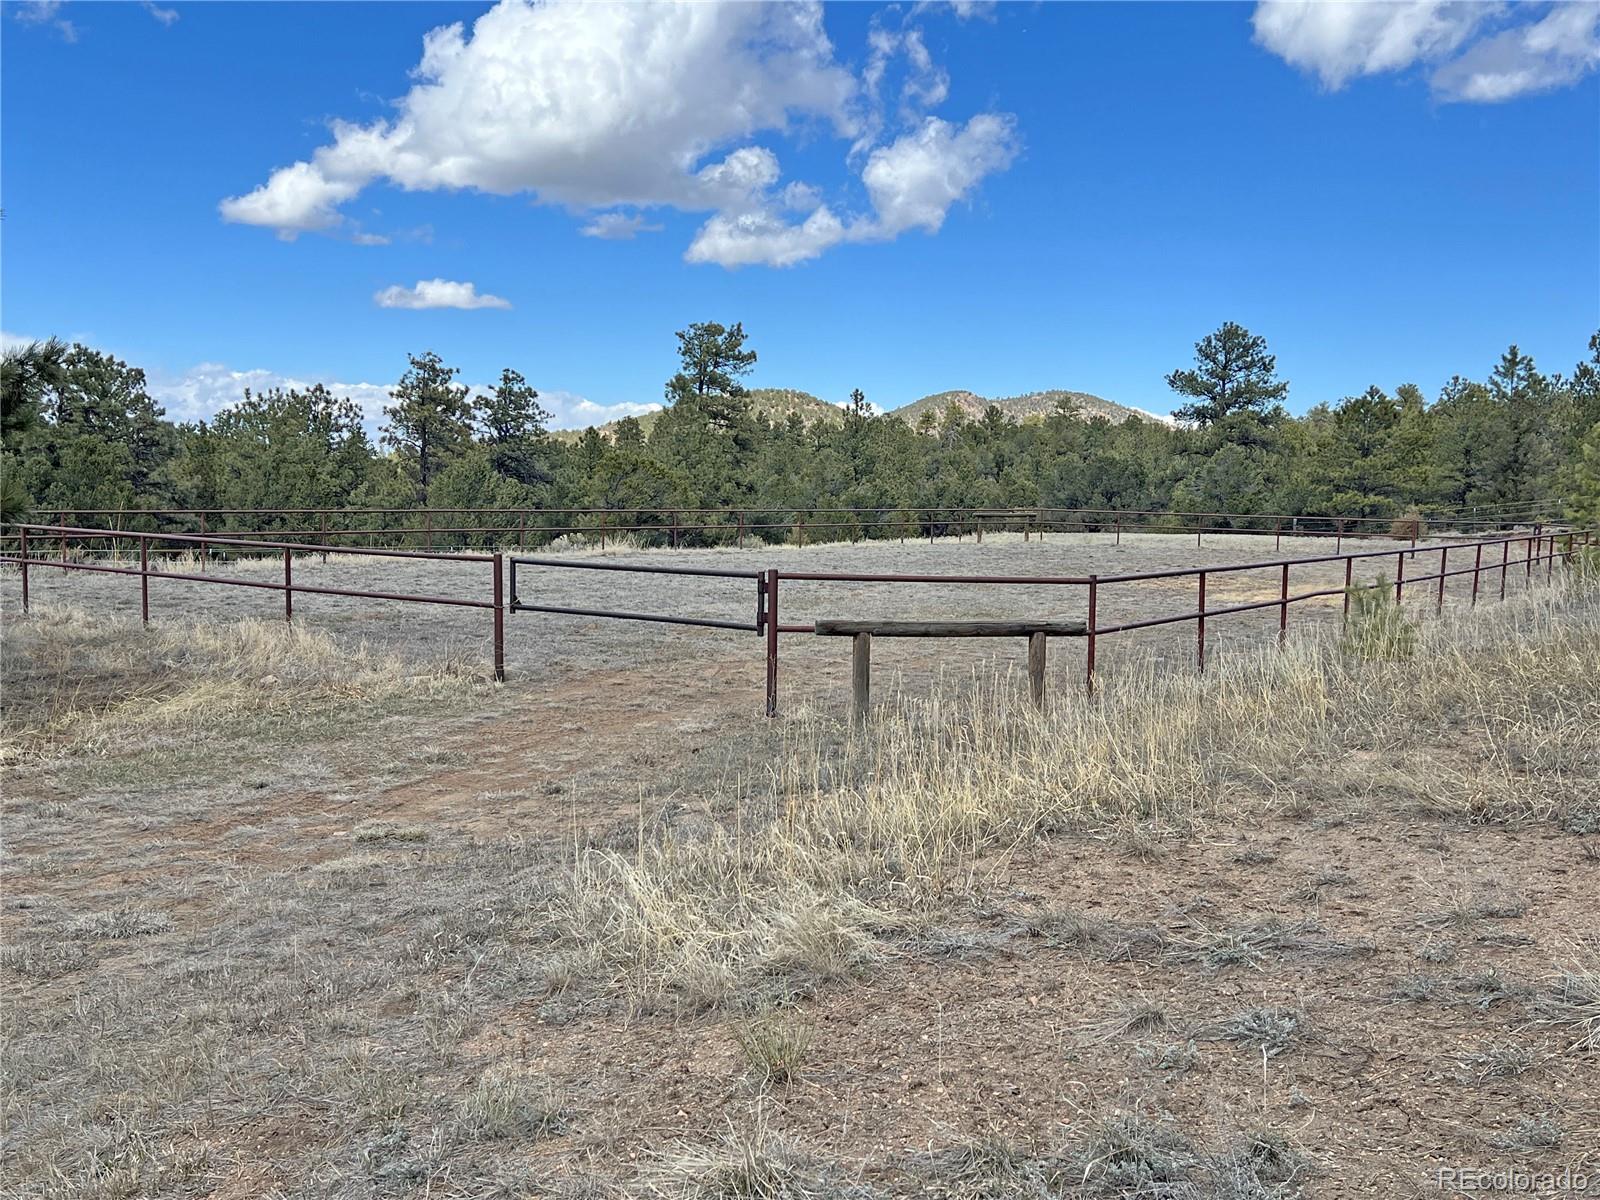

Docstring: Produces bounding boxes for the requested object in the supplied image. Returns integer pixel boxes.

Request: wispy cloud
[579,212,663,240]
[141,1,179,27]
[12,0,77,42]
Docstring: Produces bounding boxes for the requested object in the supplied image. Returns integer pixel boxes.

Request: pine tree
[1166,322,1289,428]
[382,351,474,504]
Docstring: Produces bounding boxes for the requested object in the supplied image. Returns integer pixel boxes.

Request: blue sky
[2,0,1597,430]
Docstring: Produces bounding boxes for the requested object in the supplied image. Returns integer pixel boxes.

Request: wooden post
[1027,632,1047,711]
[851,632,871,724]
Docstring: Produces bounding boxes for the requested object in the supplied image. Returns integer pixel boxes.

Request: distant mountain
[551,385,1167,443]
[888,388,1169,427]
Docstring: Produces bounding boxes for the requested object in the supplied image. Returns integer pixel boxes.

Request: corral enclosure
[0,529,1545,717]
[3,526,1597,1198]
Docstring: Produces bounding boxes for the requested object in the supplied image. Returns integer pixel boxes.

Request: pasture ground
[2,531,1596,1199]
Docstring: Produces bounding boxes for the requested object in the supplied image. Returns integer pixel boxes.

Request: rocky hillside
[887,388,1167,427]
[552,386,1165,441]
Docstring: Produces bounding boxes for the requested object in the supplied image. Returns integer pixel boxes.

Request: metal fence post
[19,528,29,612]
[198,512,206,572]
[321,512,329,563]
[1436,545,1447,615]
[1274,518,1281,552]
[1471,543,1481,606]
[59,510,67,573]
[1085,574,1098,695]
[1196,570,1206,673]
[493,553,506,682]
[140,536,149,624]
[1342,555,1353,622]
[764,570,780,718]
[1395,551,1405,603]
[737,511,745,549]
[1278,562,1289,646]
[284,547,293,621]
[1335,519,1343,554]
[1500,539,1509,600]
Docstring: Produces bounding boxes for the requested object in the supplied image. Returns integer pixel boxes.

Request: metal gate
[507,556,780,713]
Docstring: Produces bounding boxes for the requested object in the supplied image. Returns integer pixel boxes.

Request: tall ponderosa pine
[475,367,553,487]
[652,321,760,508]
[382,351,474,504]
[1166,321,1289,428]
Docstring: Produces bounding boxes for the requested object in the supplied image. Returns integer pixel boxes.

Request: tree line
[3,320,1598,540]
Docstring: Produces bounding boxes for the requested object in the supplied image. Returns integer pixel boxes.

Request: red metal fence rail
[1,524,507,681]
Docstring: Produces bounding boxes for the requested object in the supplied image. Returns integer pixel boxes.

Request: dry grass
[548,585,1600,1013]
[0,603,485,761]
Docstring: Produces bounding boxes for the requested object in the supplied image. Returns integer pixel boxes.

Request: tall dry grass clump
[0,604,482,760]
[554,583,1600,1011]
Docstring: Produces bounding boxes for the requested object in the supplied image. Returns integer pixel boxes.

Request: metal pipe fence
[4,520,1590,709]
[1,524,507,680]
[7,500,1561,559]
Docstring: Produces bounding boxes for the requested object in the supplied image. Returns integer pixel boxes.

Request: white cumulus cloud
[685,113,1018,268]
[221,0,1017,268]
[1253,0,1600,101]
[373,279,511,310]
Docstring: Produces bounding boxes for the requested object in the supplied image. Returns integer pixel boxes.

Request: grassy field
[2,537,1597,1198]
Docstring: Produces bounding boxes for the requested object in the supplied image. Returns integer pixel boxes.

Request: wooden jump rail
[813,618,1088,720]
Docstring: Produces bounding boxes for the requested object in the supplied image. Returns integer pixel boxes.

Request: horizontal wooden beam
[814,619,1086,638]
